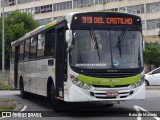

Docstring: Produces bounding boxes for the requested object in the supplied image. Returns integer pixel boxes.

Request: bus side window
[30,36,37,59]
[45,28,55,57]
[24,39,30,60]
[37,33,45,58]
[19,42,24,61]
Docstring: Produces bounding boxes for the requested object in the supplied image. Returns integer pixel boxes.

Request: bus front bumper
[65,83,145,102]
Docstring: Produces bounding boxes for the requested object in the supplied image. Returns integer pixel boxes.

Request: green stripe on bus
[78,74,141,87]
[45,20,57,29]
[52,68,55,73]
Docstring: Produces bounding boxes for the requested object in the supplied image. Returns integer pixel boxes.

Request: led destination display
[72,12,141,26]
[81,16,133,25]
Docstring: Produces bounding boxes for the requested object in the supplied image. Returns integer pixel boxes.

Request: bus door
[14,45,20,89]
[55,22,67,98]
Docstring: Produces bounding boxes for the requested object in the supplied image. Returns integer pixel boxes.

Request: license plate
[106,91,118,97]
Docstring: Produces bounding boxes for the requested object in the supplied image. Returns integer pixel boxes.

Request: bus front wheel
[51,84,63,112]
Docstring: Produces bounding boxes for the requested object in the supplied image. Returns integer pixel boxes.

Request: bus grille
[90,90,134,99]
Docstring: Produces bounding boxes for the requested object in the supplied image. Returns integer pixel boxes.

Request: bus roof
[11,17,65,46]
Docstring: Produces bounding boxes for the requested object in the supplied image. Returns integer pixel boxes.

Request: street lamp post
[2,0,5,84]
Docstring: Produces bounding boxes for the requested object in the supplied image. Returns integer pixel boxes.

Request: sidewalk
[0,98,23,112]
[0,99,15,112]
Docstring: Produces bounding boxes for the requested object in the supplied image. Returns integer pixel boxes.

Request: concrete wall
[0,70,10,84]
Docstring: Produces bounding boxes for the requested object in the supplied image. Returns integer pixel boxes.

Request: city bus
[10,11,145,111]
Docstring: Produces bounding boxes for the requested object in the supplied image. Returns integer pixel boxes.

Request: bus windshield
[69,28,143,69]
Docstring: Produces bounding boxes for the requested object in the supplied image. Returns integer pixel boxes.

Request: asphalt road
[0,88,160,120]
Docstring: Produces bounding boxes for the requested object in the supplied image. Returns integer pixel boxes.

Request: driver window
[152,68,160,74]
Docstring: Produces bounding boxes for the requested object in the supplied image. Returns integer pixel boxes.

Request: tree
[0,10,39,69]
[144,42,160,71]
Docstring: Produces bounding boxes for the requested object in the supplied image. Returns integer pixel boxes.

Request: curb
[146,86,160,90]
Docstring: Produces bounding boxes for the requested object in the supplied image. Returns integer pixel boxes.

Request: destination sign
[81,16,133,25]
[72,13,141,26]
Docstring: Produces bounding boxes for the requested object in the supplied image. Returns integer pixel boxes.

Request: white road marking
[0,113,9,120]
[134,105,160,120]
[0,116,6,119]
[0,106,27,119]
[20,106,27,112]
[133,106,142,120]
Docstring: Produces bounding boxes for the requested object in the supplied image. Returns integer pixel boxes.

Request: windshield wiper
[116,27,128,57]
[89,27,101,61]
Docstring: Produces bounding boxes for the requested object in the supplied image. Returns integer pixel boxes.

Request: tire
[20,79,28,99]
[51,84,63,112]
[145,80,149,86]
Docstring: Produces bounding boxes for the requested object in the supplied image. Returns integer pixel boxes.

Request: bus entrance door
[14,45,19,89]
[55,22,66,98]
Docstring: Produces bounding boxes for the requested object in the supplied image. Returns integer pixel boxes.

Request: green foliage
[144,42,160,67]
[0,10,39,69]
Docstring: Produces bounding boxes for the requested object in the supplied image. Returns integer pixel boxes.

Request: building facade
[0,0,160,42]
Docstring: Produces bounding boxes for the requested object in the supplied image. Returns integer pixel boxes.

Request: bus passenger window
[24,39,30,60]
[45,28,55,57]
[30,36,37,59]
[37,33,45,58]
[19,42,24,61]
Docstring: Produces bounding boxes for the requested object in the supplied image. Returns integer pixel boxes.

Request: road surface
[0,89,160,120]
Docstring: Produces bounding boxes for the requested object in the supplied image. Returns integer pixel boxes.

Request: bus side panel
[23,62,30,92]
[29,60,37,94]
[36,59,46,96]
[43,58,55,97]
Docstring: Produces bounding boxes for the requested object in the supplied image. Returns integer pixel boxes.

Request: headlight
[130,77,145,88]
[70,74,91,90]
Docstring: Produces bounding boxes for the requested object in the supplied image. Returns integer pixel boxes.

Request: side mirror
[66,30,73,52]
[66,30,72,43]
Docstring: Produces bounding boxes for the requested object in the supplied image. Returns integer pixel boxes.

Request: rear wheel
[145,80,149,86]
[51,84,63,112]
[20,79,28,99]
